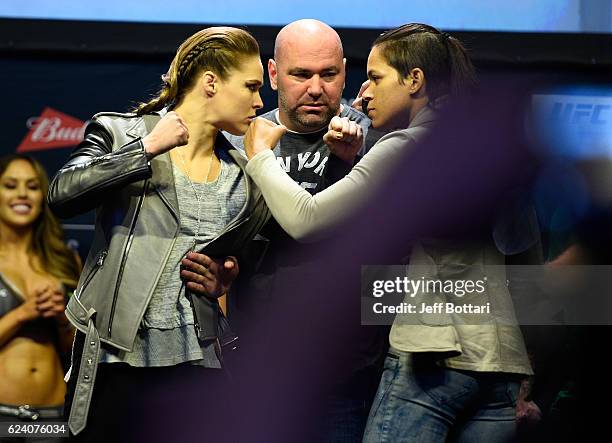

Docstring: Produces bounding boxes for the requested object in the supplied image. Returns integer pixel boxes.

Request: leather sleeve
[48,119,153,218]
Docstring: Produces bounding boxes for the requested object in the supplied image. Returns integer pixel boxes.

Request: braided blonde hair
[135,27,260,115]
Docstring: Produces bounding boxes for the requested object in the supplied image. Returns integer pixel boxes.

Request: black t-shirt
[226,107,388,387]
[226,105,372,193]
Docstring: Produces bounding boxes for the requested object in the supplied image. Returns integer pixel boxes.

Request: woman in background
[0,154,80,430]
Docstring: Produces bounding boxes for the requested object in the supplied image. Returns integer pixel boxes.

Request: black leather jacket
[48,111,270,352]
[49,111,270,434]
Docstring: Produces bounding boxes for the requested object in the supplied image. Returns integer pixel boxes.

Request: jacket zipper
[62,148,140,172]
[107,181,148,337]
[75,249,108,299]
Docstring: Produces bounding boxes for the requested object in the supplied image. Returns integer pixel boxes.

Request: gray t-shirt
[100,147,246,368]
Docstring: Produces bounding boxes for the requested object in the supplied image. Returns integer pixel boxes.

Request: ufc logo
[550,102,611,125]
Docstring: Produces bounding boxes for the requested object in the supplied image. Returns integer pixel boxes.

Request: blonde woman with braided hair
[49,27,270,441]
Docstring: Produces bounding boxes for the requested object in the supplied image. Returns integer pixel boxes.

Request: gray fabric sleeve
[245,130,416,242]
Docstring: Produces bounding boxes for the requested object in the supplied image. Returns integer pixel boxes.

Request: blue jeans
[363,352,520,443]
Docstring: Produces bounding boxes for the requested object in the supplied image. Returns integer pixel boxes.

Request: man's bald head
[274,19,343,64]
[269,19,346,132]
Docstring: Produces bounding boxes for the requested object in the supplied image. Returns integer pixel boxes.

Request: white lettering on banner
[297,152,311,170]
[299,182,317,190]
[27,117,85,143]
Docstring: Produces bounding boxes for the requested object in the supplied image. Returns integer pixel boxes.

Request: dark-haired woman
[48,26,270,441]
[244,24,533,442]
[0,154,80,433]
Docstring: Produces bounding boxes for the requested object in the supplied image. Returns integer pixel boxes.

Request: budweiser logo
[17,107,86,153]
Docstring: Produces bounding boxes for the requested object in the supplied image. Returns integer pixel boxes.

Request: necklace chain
[176,147,215,251]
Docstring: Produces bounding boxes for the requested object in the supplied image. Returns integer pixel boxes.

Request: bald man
[226,19,385,443]
[227,18,374,189]
[273,19,344,128]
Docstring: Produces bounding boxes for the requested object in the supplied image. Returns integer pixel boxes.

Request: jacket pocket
[75,249,108,300]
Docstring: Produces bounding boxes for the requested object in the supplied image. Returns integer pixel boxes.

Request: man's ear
[268,59,278,91]
[407,68,425,96]
[202,71,218,96]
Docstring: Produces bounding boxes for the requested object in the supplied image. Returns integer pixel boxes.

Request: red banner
[17,107,86,153]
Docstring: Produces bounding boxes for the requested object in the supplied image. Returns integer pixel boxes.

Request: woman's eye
[247,84,259,92]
